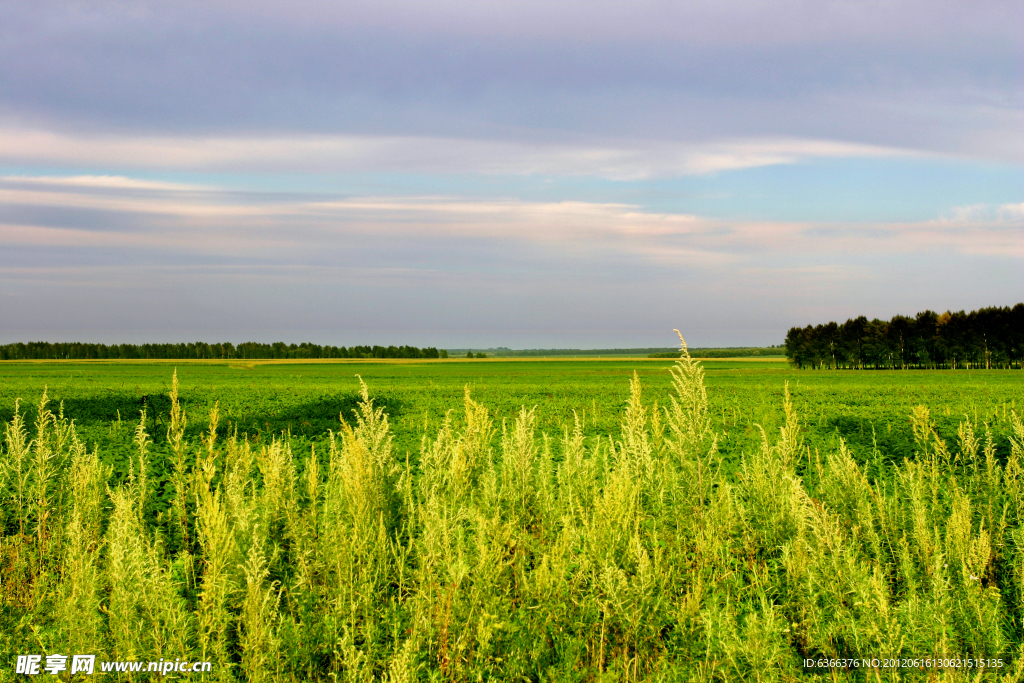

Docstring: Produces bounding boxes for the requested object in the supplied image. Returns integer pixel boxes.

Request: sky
[0,0,1021,348]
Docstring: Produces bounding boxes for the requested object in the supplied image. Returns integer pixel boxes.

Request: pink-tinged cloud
[0,128,927,179]
[1,175,1020,264]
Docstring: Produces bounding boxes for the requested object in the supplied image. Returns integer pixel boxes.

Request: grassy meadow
[1,351,1024,680]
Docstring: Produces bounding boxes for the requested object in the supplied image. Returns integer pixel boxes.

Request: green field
[2,356,1023,680]
[1,357,1019,474]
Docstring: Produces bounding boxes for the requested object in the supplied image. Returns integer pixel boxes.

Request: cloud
[2,174,1020,266]
[0,178,727,264]
[997,202,1024,220]
[1,175,208,192]
[0,128,920,179]
[143,0,1011,46]
[1,173,1019,346]
[3,0,1019,167]
[1,2,1020,345]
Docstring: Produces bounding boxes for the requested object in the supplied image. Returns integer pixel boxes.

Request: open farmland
[2,354,1024,680]
[0,357,1019,475]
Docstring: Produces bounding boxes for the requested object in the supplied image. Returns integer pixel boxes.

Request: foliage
[3,351,1024,680]
[0,341,444,361]
[785,304,1024,369]
[459,347,783,358]
[458,347,681,357]
[648,347,784,359]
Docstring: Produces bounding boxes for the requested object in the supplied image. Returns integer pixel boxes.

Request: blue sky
[0,0,1021,347]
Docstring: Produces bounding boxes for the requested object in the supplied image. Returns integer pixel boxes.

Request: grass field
[1,354,1023,680]
[0,356,1019,476]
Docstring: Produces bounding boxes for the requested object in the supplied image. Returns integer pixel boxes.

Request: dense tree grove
[0,341,444,361]
[786,304,1024,369]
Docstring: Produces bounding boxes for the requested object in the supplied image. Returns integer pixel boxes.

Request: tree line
[785,304,1024,369]
[0,341,447,361]
[508,347,675,357]
[648,346,784,359]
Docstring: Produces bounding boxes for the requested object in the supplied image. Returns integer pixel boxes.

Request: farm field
[2,355,1024,680]
[1,357,1020,475]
